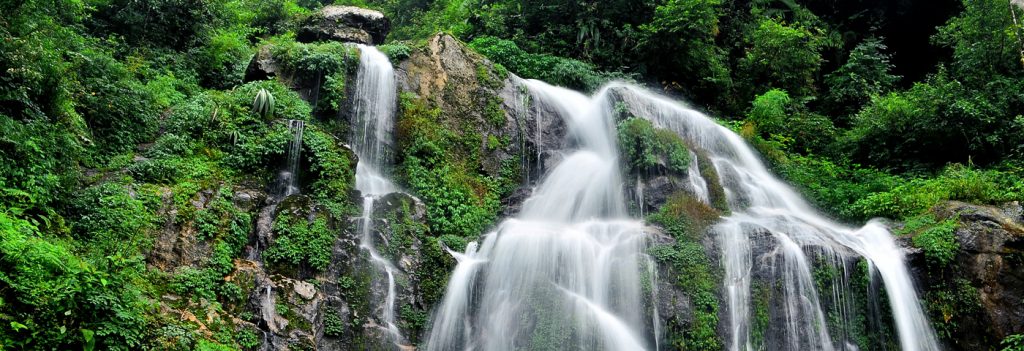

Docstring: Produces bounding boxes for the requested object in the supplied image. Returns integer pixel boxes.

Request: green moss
[418,235,466,306]
[484,97,505,128]
[694,149,730,212]
[302,125,357,217]
[647,193,723,350]
[399,304,428,343]
[750,281,771,348]
[617,118,691,176]
[476,63,505,90]
[648,192,720,240]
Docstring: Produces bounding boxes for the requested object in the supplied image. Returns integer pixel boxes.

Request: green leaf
[82,328,95,351]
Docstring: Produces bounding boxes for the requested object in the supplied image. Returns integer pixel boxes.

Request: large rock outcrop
[396,34,568,192]
[906,201,1024,349]
[297,6,390,45]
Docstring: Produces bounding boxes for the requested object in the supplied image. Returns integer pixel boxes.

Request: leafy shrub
[1003,334,1024,351]
[170,267,221,301]
[379,42,412,64]
[851,164,1024,219]
[75,48,160,156]
[323,309,346,337]
[926,278,980,340]
[823,38,900,120]
[269,39,357,82]
[468,36,630,91]
[395,93,509,238]
[898,214,960,265]
[846,71,1023,170]
[739,17,825,97]
[776,154,899,222]
[89,0,223,50]
[0,113,83,212]
[302,126,356,214]
[0,210,151,350]
[746,89,835,154]
[618,118,691,175]
[264,212,334,271]
[69,181,157,256]
[196,27,255,89]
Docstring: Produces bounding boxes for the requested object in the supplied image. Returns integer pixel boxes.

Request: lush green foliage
[0,1,338,348]
[467,36,628,91]
[5,0,1024,349]
[898,214,960,265]
[647,194,722,350]
[266,209,334,271]
[617,118,691,175]
[1004,334,1024,351]
[395,92,506,238]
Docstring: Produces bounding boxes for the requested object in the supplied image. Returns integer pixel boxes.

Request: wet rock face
[297,5,390,45]
[907,201,1024,349]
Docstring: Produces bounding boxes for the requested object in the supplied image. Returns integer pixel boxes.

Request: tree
[824,37,900,123]
[639,0,732,109]
[740,17,826,98]
[933,0,1024,82]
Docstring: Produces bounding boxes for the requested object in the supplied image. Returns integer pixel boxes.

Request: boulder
[297,6,390,45]
[906,201,1024,349]
[244,46,280,82]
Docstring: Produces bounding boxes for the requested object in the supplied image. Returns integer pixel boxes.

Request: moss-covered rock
[905,201,1024,349]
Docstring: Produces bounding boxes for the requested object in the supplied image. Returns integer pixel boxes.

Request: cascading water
[251,119,304,261]
[425,79,939,351]
[281,119,305,197]
[608,83,940,351]
[254,119,304,351]
[350,44,405,345]
[425,80,658,351]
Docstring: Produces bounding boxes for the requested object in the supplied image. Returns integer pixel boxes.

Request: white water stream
[351,44,404,345]
[424,80,939,351]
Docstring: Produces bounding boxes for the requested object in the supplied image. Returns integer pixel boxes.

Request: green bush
[775,154,899,221]
[302,126,356,215]
[396,93,507,238]
[1003,334,1024,351]
[269,38,357,82]
[264,212,334,271]
[323,309,346,337]
[851,164,1024,220]
[195,26,255,89]
[739,17,825,98]
[467,36,630,91]
[0,209,151,350]
[898,214,960,265]
[379,42,412,64]
[617,118,691,176]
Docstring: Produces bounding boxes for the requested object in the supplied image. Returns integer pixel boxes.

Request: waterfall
[250,119,304,262]
[425,80,939,351]
[425,80,657,351]
[282,119,304,197]
[608,83,939,351]
[350,44,404,346]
